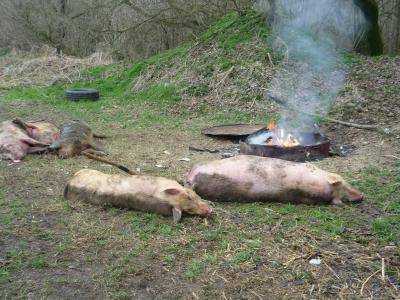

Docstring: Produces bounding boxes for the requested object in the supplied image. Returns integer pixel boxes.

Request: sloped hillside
[0,10,399,299]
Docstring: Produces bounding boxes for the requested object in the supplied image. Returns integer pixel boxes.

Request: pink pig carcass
[186,155,363,205]
[12,118,60,145]
[0,121,50,162]
[64,169,213,222]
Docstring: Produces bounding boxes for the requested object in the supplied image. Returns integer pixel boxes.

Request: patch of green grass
[230,239,262,267]
[277,203,297,215]
[129,213,181,241]
[372,216,400,244]
[201,11,267,51]
[56,237,72,255]
[5,249,26,272]
[184,83,210,97]
[0,196,29,227]
[36,230,54,241]
[145,44,190,66]
[230,203,277,225]
[217,57,235,71]
[31,255,47,269]
[307,208,346,236]
[352,165,400,214]
[185,259,205,279]
[0,48,10,57]
[0,268,10,284]
[136,83,181,106]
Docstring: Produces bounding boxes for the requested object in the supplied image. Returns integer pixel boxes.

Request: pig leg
[82,148,107,157]
[330,181,344,206]
[89,143,106,153]
[12,118,32,131]
[88,143,108,155]
[172,207,182,223]
[22,137,49,147]
[27,146,49,154]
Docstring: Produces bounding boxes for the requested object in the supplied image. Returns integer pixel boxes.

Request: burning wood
[264,120,300,148]
[241,123,330,162]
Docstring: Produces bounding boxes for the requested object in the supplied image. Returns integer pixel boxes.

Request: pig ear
[172,207,182,223]
[164,188,182,196]
[327,175,342,186]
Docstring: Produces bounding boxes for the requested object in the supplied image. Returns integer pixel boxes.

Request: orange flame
[266,120,300,147]
[267,120,277,130]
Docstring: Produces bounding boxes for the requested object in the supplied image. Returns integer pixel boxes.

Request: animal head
[162,187,212,222]
[50,140,82,158]
[328,174,364,205]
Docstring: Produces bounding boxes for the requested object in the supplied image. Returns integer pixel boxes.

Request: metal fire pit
[240,129,330,162]
[202,124,266,140]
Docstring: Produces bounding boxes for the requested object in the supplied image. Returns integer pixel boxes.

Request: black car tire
[65,89,100,101]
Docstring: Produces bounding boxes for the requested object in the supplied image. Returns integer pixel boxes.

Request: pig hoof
[332,198,344,206]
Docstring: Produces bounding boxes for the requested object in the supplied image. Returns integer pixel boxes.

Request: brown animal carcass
[64,169,213,222]
[186,155,363,205]
[49,120,105,158]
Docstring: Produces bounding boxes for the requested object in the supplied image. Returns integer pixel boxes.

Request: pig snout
[343,183,364,203]
[198,202,213,217]
[185,200,213,218]
[348,190,364,202]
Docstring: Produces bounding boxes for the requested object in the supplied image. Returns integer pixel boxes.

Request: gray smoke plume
[258,0,367,139]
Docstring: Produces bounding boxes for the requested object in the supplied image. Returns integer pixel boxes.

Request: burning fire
[266,120,300,147]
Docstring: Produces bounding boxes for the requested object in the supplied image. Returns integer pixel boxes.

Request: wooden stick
[383,155,400,160]
[189,146,219,153]
[266,93,382,131]
[320,115,379,130]
[381,257,386,283]
[214,66,234,89]
[360,270,380,296]
[267,53,275,67]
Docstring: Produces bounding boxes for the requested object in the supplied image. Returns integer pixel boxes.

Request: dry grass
[0,47,113,89]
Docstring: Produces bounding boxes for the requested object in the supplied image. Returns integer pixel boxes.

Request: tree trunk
[57,0,66,55]
[377,0,400,54]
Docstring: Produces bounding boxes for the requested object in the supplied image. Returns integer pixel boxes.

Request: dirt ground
[0,95,399,299]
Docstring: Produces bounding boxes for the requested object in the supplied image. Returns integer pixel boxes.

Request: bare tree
[0,0,252,58]
[377,0,400,53]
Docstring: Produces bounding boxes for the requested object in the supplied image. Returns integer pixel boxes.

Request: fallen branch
[189,146,219,153]
[321,116,379,130]
[383,155,400,160]
[266,93,384,132]
[360,269,380,296]
[214,66,235,89]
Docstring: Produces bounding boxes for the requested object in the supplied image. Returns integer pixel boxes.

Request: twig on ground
[321,116,380,130]
[267,53,275,67]
[250,290,264,300]
[383,155,400,160]
[323,261,340,279]
[189,146,219,153]
[283,254,308,267]
[360,269,380,296]
[214,66,235,89]
[221,291,228,300]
